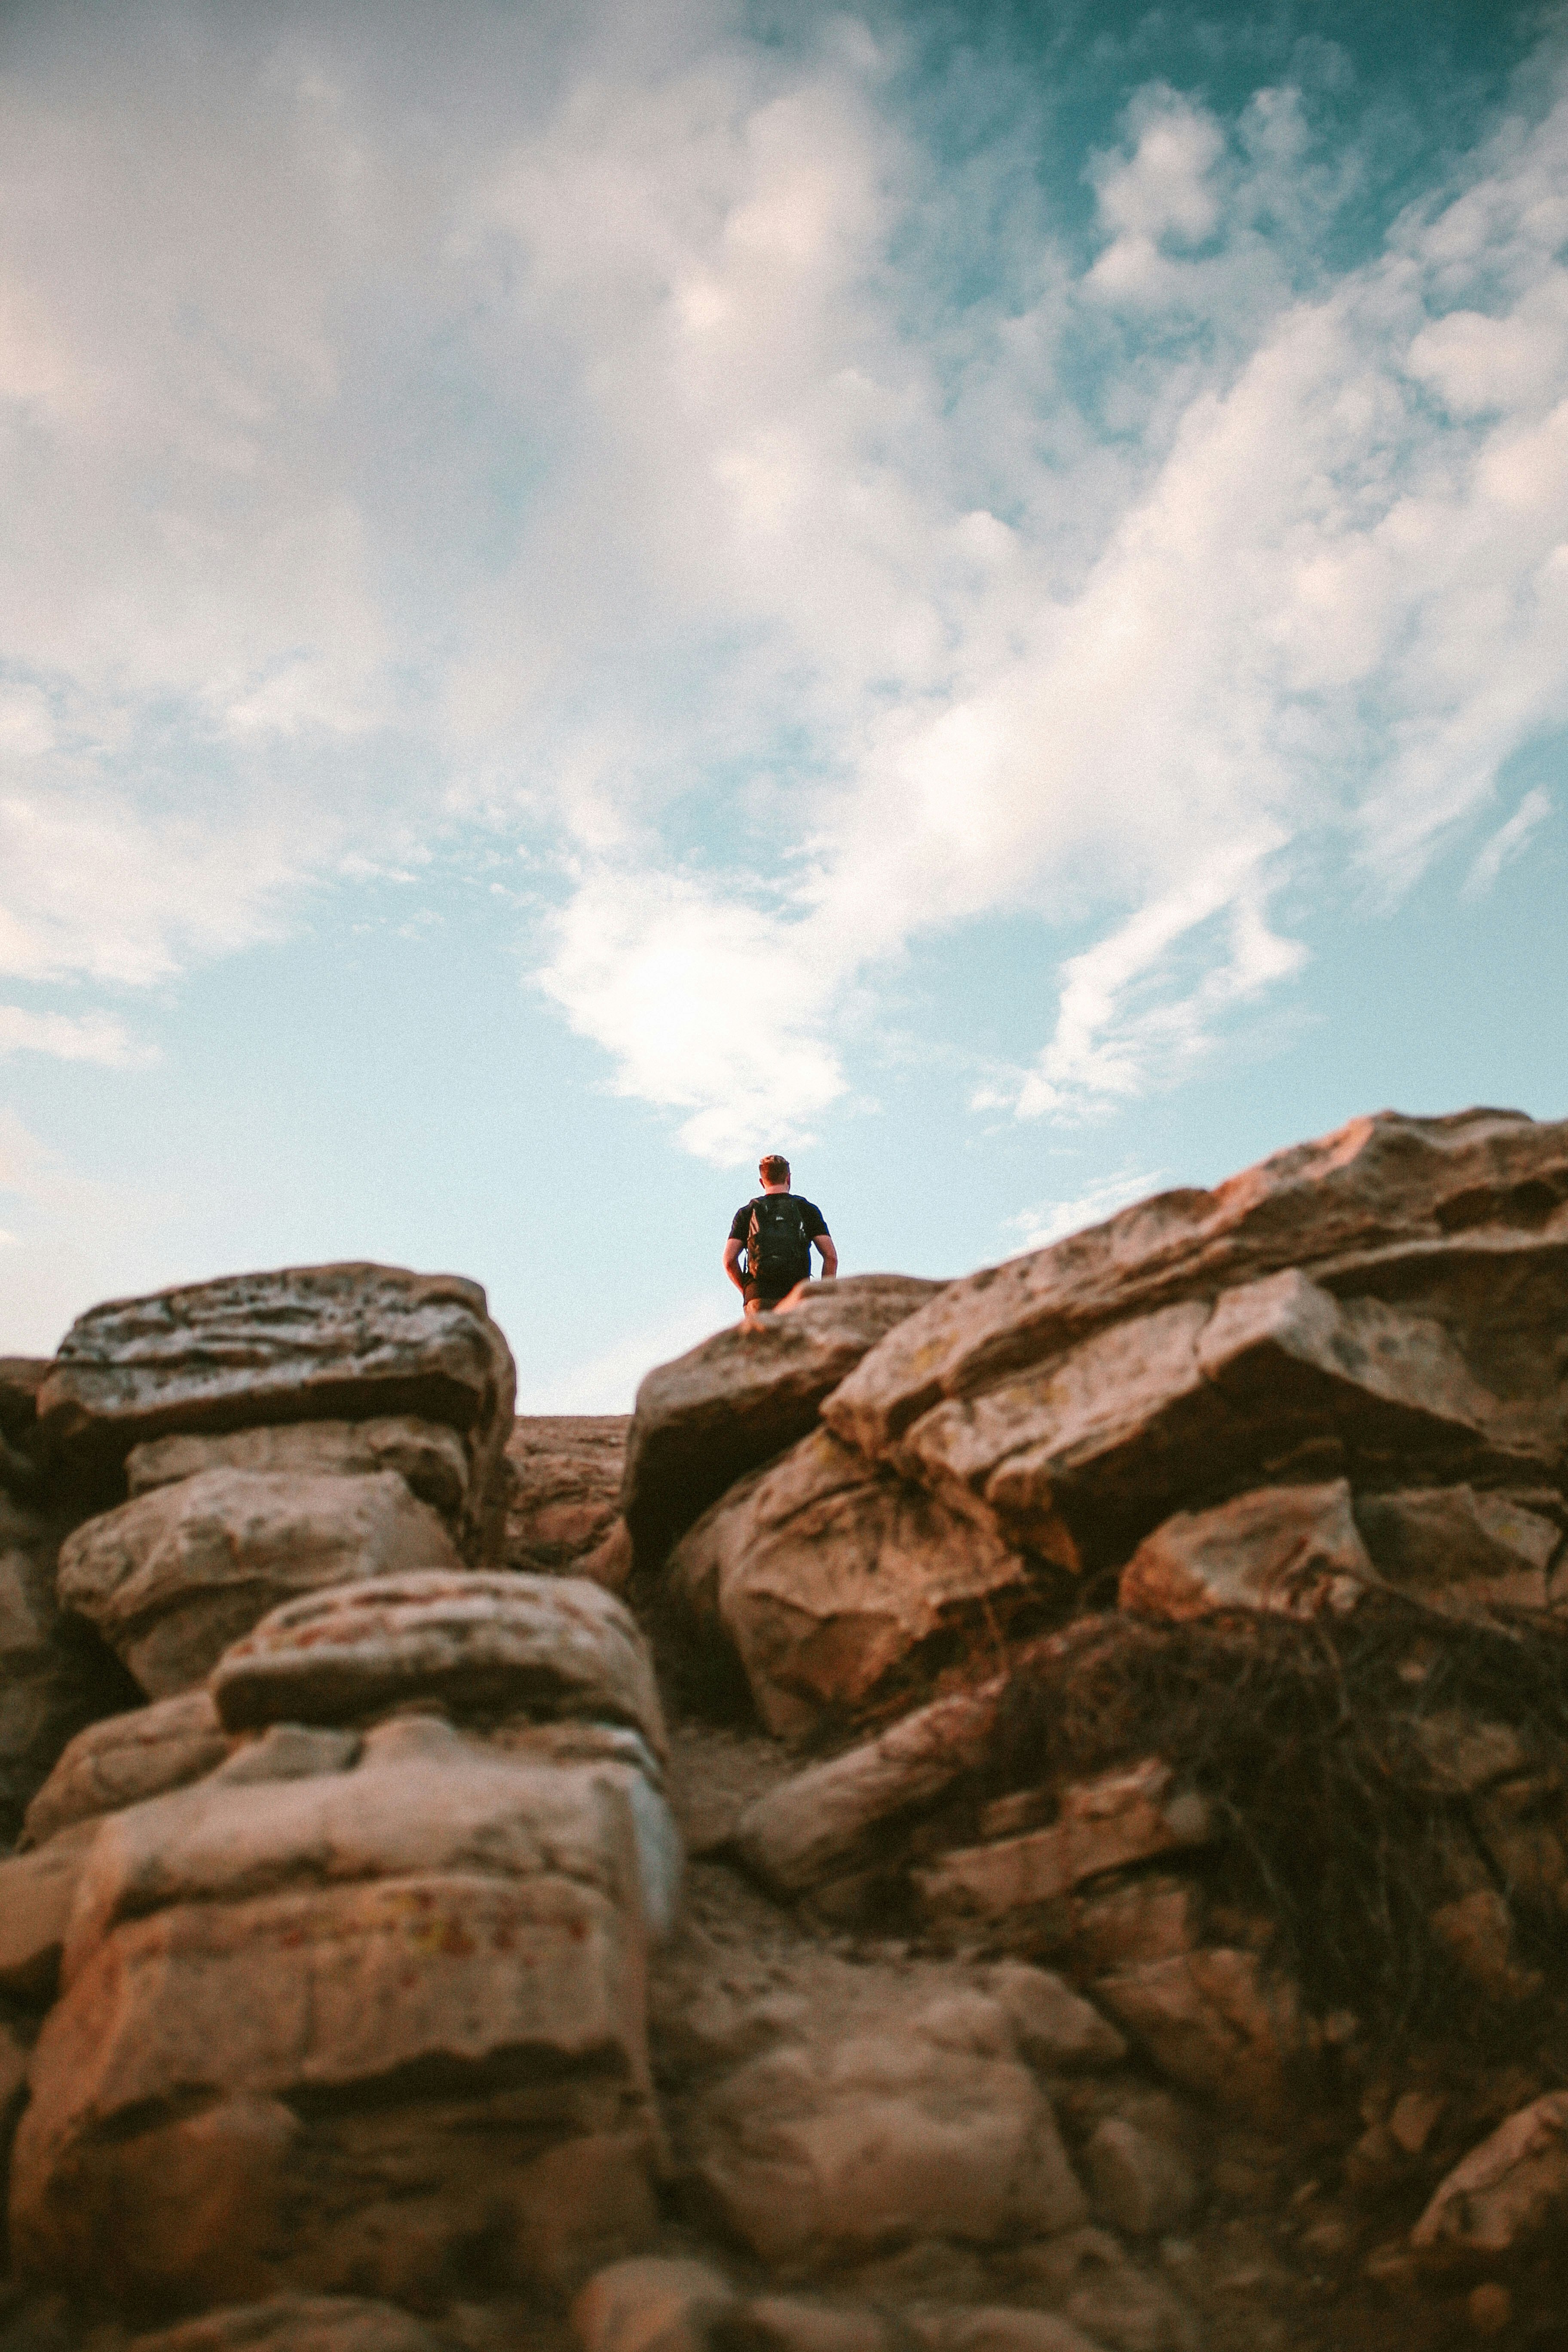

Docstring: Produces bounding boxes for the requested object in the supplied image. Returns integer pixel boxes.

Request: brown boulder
[23,1690,232,1847]
[0,1490,135,1846]
[126,1417,471,1525]
[34,1264,516,1557]
[730,1666,1033,1897]
[890,1269,1540,1571]
[500,1415,629,1580]
[210,1571,666,1759]
[11,1724,661,2306]
[688,1981,1085,2268]
[670,1428,1037,1740]
[621,1276,946,1569]
[1119,1482,1369,1622]
[823,1109,1568,1461]
[58,1470,461,1698]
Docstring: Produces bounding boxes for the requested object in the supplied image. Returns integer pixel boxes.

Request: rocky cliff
[3,1109,1568,2352]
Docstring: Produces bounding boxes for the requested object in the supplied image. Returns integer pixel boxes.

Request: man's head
[758,1153,790,1191]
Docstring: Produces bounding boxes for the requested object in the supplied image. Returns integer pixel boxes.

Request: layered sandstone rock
[35,1263,516,1558]
[823,1110,1568,1463]
[500,1415,630,1583]
[10,1719,663,2307]
[621,1276,946,1570]
[126,1416,472,1526]
[211,1570,665,1753]
[670,1428,1038,1740]
[57,1469,461,1697]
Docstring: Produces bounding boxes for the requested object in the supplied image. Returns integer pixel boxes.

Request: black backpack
[745,1195,812,1293]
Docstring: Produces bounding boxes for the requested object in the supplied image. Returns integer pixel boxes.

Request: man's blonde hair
[759,1154,790,1185]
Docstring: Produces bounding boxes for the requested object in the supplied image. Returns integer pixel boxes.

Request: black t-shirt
[729,1194,830,1286]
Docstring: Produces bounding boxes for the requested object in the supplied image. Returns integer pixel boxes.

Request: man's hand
[815,1235,839,1279]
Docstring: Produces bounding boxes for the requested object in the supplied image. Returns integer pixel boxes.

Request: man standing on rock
[724,1154,837,1321]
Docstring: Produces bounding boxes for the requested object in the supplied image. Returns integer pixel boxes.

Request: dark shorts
[743,1281,796,1313]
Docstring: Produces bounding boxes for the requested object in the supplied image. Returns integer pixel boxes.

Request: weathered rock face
[670,1429,1038,1740]
[126,1417,472,1526]
[10,1720,662,2308]
[823,1109,1568,1463]
[501,1415,629,1583]
[621,1276,946,1571]
[22,1691,233,1849]
[0,1819,99,2002]
[211,1570,666,1756]
[1118,1482,1370,1623]
[884,1268,1550,1573]
[57,1470,462,1698]
[35,1264,517,1558]
[0,1491,136,1846]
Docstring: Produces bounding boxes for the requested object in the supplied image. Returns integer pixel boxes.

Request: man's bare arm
[815,1233,839,1279]
[723,1237,747,1292]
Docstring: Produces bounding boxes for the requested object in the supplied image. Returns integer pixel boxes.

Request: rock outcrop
[671,1429,1042,1739]
[35,1263,516,1559]
[58,1469,462,1697]
[8,1115,1568,2348]
[620,1276,946,1570]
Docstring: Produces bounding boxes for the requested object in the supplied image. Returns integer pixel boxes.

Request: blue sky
[1,0,1565,1403]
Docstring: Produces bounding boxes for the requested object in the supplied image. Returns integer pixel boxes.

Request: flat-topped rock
[622,1275,946,1569]
[35,1263,516,1556]
[24,1690,232,1847]
[890,1269,1547,1571]
[502,1415,629,1579]
[58,1469,461,1698]
[823,1110,1568,1463]
[12,1729,661,2306]
[210,1569,667,1760]
[670,1427,1038,1740]
[126,1416,471,1525]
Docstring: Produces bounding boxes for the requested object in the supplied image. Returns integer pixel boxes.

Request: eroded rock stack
[0,1261,680,2332]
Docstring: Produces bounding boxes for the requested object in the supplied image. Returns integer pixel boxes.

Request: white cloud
[1462,786,1553,898]
[2,4,1567,1155]
[1007,1164,1167,1253]
[0,1003,158,1066]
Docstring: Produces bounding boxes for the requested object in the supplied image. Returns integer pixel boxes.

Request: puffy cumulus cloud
[2,2,1567,1135]
[536,867,847,1163]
